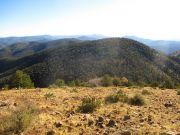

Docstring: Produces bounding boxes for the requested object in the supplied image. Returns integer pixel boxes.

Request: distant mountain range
[125,36,180,54]
[0,34,106,49]
[0,38,179,87]
[1,35,180,54]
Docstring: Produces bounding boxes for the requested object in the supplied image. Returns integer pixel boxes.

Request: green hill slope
[0,38,179,87]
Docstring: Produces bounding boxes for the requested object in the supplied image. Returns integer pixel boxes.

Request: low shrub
[79,97,101,113]
[54,79,65,87]
[48,84,58,89]
[67,80,76,87]
[177,90,180,95]
[142,89,151,95]
[0,103,37,134]
[44,92,54,99]
[129,94,145,106]
[101,75,113,87]
[105,90,129,103]
[112,78,121,86]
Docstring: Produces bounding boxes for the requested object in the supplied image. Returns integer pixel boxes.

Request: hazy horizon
[1,0,180,40]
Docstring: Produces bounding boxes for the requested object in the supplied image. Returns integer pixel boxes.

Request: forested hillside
[0,38,179,87]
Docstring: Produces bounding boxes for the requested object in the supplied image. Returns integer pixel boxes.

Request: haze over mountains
[0,35,180,55]
[0,35,106,49]
[125,36,180,54]
[0,37,179,87]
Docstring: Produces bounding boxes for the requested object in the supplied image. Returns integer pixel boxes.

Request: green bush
[150,81,159,87]
[177,90,180,95]
[48,84,58,89]
[44,92,54,99]
[160,80,174,89]
[79,97,101,113]
[0,103,37,134]
[3,84,9,90]
[105,90,129,103]
[101,75,113,87]
[67,80,76,87]
[54,79,65,87]
[129,94,145,106]
[142,89,151,95]
[112,78,121,86]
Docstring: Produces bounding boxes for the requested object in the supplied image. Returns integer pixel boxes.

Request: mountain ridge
[0,38,179,87]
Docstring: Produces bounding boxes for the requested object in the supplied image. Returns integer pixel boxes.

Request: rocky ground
[0,87,179,135]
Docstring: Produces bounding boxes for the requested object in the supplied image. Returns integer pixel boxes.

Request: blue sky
[0,0,180,40]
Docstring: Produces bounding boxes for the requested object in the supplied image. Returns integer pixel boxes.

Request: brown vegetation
[0,87,179,135]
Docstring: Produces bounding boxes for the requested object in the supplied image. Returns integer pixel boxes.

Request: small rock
[160,131,180,135]
[106,119,116,127]
[0,101,8,107]
[46,130,55,135]
[97,116,104,123]
[98,123,106,128]
[121,130,131,135]
[139,118,144,123]
[164,101,174,107]
[54,122,62,128]
[123,115,130,121]
[88,119,94,126]
[82,114,91,121]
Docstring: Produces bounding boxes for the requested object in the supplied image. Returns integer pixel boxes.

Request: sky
[0,0,180,40]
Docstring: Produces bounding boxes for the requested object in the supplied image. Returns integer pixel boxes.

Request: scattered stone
[88,119,94,126]
[97,116,104,123]
[164,101,174,107]
[46,130,55,135]
[13,102,17,106]
[82,114,91,121]
[54,121,62,128]
[0,100,9,107]
[139,118,144,123]
[121,130,131,135]
[160,131,180,135]
[103,132,108,135]
[106,119,116,127]
[147,115,154,124]
[123,115,131,121]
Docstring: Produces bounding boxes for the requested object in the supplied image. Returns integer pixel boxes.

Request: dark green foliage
[0,102,37,134]
[105,90,129,103]
[160,80,175,89]
[79,97,101,113]
[177,90,180,95]
[101,75,113,87]
[150,81,159,87]
[10,70,34,89]
[129,94,145,106]
[142,89,151,95]
[0,38,179,87]
[3,84,9,90]
[67,80,76,87]
[44,92,54,99]
[112,78,121,86]
[54,79,65,87]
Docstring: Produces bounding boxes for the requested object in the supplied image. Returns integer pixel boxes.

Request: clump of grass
[0,102,37,134]
[129,94,145,106]
[177,90,180,95]
[142,89,151,95]
[79,96,101,113]
[44,92,54,99]
[105,90,129,103]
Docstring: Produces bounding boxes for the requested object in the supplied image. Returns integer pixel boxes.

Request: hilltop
[0,87,179,134]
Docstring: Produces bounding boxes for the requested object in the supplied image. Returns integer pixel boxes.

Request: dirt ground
[0,87,179,135]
